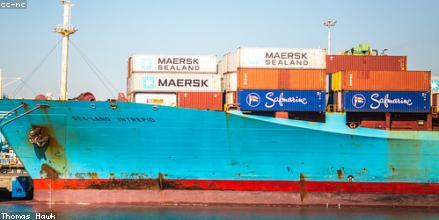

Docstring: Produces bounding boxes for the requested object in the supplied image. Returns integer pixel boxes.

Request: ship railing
[0,104,49,129]
[224,104,240,111]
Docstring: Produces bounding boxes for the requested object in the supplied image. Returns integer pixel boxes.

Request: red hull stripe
[33,179,439,194]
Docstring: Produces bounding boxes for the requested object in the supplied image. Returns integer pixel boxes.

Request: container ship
[0,1,438,206]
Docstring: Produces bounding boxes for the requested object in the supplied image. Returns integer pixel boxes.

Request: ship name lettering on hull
[71,116,156,123]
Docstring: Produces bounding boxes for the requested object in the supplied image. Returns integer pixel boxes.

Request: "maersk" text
[265,52,309,66]
[158,79,208,87]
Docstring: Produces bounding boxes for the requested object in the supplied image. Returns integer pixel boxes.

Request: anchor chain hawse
[28,127,49,148]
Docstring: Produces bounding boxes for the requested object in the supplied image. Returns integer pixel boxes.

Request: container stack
[332,70,431,113]
[220,48,327,115]
[220,48,326,112]
[127,54,222,110]
[330,69,432,129]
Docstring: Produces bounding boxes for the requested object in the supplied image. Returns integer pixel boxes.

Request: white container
[128,73,221,93]
[218,59,225,76]
[134,93,177,107]
[336,91,343,112]
[224,52,237,73]
[130,54,218,73]
[225,92,236,105]
[225,48,326,70]
[223,72,237,92]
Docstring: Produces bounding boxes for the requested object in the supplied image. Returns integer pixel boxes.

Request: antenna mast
[55,0,77,101]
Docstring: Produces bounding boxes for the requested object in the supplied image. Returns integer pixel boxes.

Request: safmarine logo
[246,93,261,107]
[142,77,155,89]
[139,57,153,70]
[352,94,366,109]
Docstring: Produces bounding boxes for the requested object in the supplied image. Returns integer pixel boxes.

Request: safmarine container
[177,92,223,111]
[128,73,221,93]
[129,54,218,73]
[134,93,177,107]
[326,55,407,73]
[331,70,431,92]
[341,91,430,113]
[238,90,326,111]
[225,48,326,70]
[237,68,326,90]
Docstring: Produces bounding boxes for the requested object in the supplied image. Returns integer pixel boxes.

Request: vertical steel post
[55,0,77,101]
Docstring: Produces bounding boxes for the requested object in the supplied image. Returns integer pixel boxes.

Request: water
[0,203,438,220]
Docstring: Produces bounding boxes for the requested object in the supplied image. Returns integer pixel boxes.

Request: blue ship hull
[0,99,438,202]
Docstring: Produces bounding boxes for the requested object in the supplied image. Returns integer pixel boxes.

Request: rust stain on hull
[87,179,161,190]
[31,125,68,177]
[75,172,99,179]
[299,173,306,202]
[40,163,60,179]
[337,169,344,179]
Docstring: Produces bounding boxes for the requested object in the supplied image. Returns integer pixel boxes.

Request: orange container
[177,92,223,111]
[326,55,407,73]
[337,70,431,92]
[284,69,326,90]
[237,68,326,90]
[238,68,279,89]
[433,93,439,106]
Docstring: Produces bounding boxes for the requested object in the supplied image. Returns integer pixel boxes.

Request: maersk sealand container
[342,91,430,113]
[238,90,325,111]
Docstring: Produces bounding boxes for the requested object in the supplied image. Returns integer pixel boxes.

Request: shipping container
[218,59,225,76]
[326,74,331,92]
[331,70,431,92]
[326,55,407,73]
[130,54,217,73]
[134,93,177,107]
[340,91,430,113]
[433,93,439,106]
[128,73,221,93]
[224,52,237,73]
[225,91,237,105]
[224,48,326,70]
[177,92,223,111]
[223,72,237,92]
[237,68,326,90]
[238,90,326,112]
[335,91,343,112]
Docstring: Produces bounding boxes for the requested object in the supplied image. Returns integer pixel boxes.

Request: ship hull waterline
[0,100,438,206]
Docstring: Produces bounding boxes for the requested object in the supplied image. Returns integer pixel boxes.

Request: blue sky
[0,0,438,99]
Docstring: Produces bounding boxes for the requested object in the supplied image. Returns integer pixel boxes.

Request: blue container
[343,91,430,113]
[238,90,326,111]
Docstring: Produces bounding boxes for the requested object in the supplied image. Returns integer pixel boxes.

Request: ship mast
[55,0,77,101]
